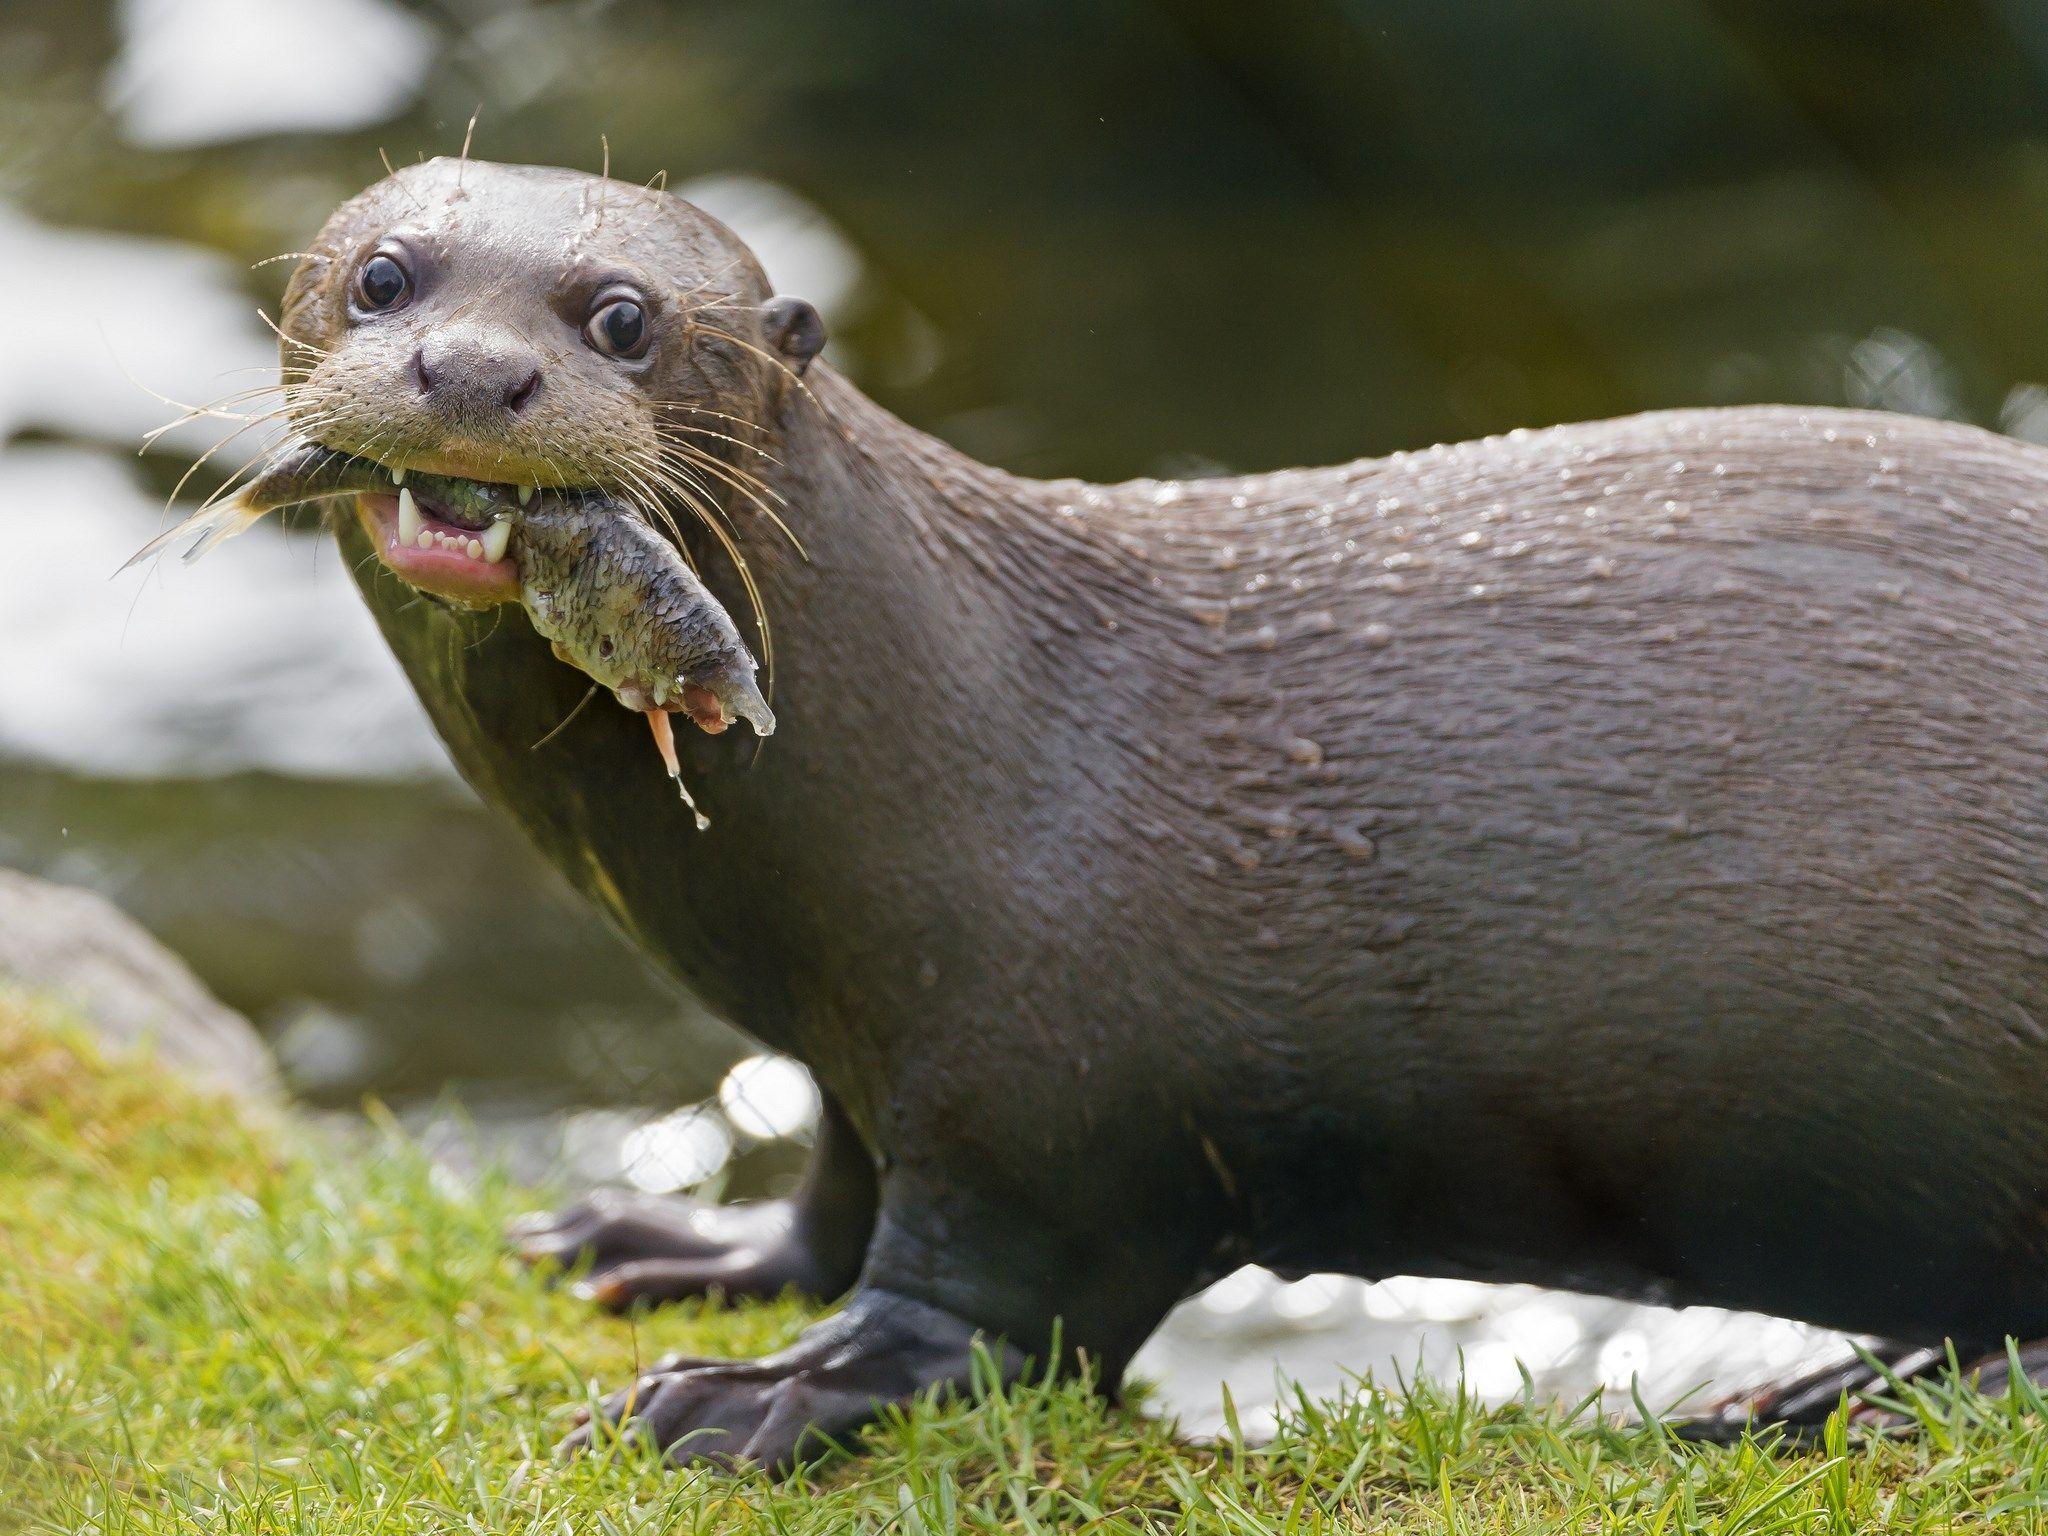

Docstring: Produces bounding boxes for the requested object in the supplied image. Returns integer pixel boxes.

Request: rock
[0,868,279,1098]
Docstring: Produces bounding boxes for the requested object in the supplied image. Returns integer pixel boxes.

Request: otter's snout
[411,331,545,416]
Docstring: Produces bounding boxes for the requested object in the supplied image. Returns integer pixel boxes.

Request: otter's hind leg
[508,1091,875,1309]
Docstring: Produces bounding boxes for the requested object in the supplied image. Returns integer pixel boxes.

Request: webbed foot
[509,1091,876,1310]
[556,1288,1016,1471]
[509,1188,850,1307]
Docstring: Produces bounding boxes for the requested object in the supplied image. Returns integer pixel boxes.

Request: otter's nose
[411,337,544,415]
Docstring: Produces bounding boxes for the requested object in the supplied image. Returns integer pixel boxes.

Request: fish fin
[646,708,680,777]
[119,495,269,574]
[645,709,710,830]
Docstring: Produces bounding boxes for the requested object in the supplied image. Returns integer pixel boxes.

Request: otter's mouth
[132,436,773,827]
[355,479,522,607]
[211,442,553,607]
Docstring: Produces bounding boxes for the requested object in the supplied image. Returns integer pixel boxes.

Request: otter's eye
[587,299,649,359]
[355,253,410,311]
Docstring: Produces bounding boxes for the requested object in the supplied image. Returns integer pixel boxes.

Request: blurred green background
[3,0,2047,1423]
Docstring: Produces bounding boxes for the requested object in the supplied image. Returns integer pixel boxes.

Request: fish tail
[118,496,269,575]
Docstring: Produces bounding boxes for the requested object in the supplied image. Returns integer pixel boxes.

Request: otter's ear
[761,296,826,374]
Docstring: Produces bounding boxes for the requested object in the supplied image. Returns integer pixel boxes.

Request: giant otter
[263,158,2048,1469]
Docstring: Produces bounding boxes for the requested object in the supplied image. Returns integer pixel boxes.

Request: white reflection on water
[0,204,276,454]
[620,1104,735,1193]
[106,0,435,149]
[676,177,867,326]
[1,444,440,778]
[1135,1267,1855,1438]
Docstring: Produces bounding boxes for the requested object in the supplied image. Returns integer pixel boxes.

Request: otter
[264,158,2048,1469]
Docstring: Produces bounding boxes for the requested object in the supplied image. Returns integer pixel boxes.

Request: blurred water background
[8,0,2048,1435]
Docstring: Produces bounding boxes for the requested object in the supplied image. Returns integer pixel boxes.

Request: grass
[12,995,2048,1531]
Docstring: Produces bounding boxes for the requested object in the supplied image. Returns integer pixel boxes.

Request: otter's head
[279,158,824,603]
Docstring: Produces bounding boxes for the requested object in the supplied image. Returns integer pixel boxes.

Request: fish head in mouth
[276,157,828,605]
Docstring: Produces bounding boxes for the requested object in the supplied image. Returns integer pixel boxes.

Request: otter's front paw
[508,1188,844,1309]
[557,1289,1011,1472]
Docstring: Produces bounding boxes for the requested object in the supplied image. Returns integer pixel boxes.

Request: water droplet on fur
[1259,810,1299,841]
[1332,826,1377,861]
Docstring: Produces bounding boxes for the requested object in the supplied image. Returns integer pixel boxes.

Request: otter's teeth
[481,516,512,562]
[391,466,406,486]
[397,487,422,546]
[417,529,433,550]
[518,483,535,506]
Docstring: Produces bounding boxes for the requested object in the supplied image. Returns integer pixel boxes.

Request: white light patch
[676,176,866,324]
[1270,1274,1346,1323]
[1598,1330,1652,1390]
[106,0,436,149]
[1196,1266,1274,1317]
[2,444,445,780]
[0,204,276,456]
[717,1054,820,1141]
[619,1106,733,1193]
[1463,1341,1526,1400]
[1493,1301,1583,1369]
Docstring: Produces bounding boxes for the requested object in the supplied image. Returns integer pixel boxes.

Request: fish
[514,491,774,828]
[127,443,773,823]
[121,440,383,567]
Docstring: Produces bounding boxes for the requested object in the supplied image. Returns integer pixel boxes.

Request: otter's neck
[602,368,1136,1082]
[746,365,1076,656]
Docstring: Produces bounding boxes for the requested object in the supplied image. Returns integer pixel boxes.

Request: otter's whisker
[251,251,324,271]
[650,399,773,438]
[457,107,480,188]
[140,384,290,447]
[634,490,775,695]
[158,402,310,521]
[649,411,780,463]
[605,446,776,688]
[530,684,600,751]
[650,437,804,558]
[379,148,428,211]
[255,306,329,359]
